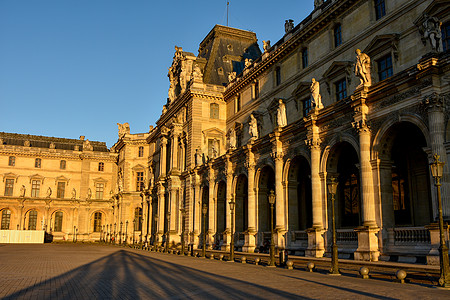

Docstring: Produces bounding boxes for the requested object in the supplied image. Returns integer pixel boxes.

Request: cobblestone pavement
[0,244,448,299]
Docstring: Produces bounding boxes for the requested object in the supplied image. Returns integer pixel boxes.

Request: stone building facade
[111,0,449,262]
[2,0,450,263]
[0,132,117,241]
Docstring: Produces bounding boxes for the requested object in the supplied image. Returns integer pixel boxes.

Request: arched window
[28,210,38,230]
[134,207,142,231]
[54,211,63,232]
[93,212,102,232]
[35,158,41,168]
[8,156,15,166]
[210,103,219,119]
[98,162,104,172]
[1,210,11,230]
[138,146,144,157]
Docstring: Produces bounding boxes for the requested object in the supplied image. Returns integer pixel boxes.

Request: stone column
[156,183,165,246]
[18,202,24,230]
[351,88,380,261]
[208,164,215,249]
[141,193,148,242]
[180,140,185,172]
[222,153,233,251]
[191,172,201,249]
[423,93,449,218]
[270,129,287,250]
[160,137,168,178]
[171,130,179,173]
[244,143,257,252]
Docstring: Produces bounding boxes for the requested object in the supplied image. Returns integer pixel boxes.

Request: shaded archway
[216,180,226,247]
[234,175,248,234]
[287,156,312,231]
[257,166,275,232]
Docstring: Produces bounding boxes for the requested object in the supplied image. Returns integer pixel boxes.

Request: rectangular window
[210,103,219,119]
[28,210,38,230]
[302,98,312,117]
[1,210,11,230]
[54,212,63,232]
[96,183,104,200]
[136,172,144,191]
[31,180,40,197]
[302,48,308,68]
[35,158,41,168]
[8,156,15,166]
[334,24,342,47]
[235,94,241,113]
[253,81,259,99]
[4,179,14,196]
[98,162,104,172]
[93,212,102,232]
[60,160,66,170]
[335,78,347,101]
[443,22,450,52]
[374,0,386,20]
[138,146,144,157]
[377,54,393,81]
[275,67,281,86]
[57,182,65,199]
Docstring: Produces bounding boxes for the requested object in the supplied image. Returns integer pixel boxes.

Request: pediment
[202,127,225,139]
[93,177,108,183]
[363,34,399,59]
[28,174,44,184]
[323,61,353,79]
[414,0,449,25]
[3,172,19,182]
[55,176,70,184]
[131,164,146,171]
[292,82,311,97]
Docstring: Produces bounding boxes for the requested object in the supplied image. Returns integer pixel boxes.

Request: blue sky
[0,0,313,147]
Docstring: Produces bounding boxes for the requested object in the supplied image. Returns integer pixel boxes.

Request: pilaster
[244,143,257,252]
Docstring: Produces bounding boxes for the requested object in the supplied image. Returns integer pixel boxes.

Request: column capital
[270,151,284,162]
[422,92,445,112]
[305,138,321,150]
[352,119,371,134]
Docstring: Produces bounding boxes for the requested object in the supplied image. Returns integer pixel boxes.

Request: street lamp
[120,221,123,245]
[229,198,235,262]
[180,208,186,255]
[328,177,340,275]
[73,225,76,243]
[430,154,450,288]
[165,212,171,252]
[154,215,159,251]
[125,220,128,245]
[114,223,117,244]
[133,219,136,245]
[202,203,208,258]
[268,190,276,267]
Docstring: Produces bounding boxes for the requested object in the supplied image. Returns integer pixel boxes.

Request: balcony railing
[393,227,430,245]
[336,229,358,244]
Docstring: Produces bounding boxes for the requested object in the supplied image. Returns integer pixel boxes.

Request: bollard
[241,256,247,264]
[210,254,214,259]
[359,266,369,279]
[254,257,260,265]
[396,270,407,284]
[219,254,224,261]
[307,262,315,272]
[286,260,294,270]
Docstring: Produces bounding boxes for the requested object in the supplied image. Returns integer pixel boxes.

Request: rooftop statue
[263,40,271,52]
[117,122,130,137]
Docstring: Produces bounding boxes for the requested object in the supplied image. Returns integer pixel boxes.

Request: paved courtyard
[0,243,448,299]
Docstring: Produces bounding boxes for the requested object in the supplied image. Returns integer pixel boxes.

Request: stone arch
[0,207,15,230]
[234,174,248,233]
[321,132,360,174]
[256,165,275,233]
[24,208,44,230]
[372,113,431,160]
[215,180,227,245]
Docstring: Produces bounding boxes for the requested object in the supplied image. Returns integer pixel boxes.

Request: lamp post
[229,198,235,262]
[180,208,186,255]
[73,226,76,243]
[120,221,123,245]
[430,154,450,288]
[133,219,136,245]
[154,215,159,250]
[114,223,117,244]
[165,212,171,252]
[125,220,128,245]
[328,177,340,275]
[202,203,207,258]
[268,190,276,267]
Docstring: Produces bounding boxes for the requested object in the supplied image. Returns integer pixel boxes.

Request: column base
[305,227,325,258]
[354,226,380,261]
[425,223,449,265]
[189,231,200,250]
[221,230,231,251]
[206,231,215,250]
[275,228,287,250]
[243,229,257,253]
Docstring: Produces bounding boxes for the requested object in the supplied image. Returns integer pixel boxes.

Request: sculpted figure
[314,0,323,8]
[249,114,258,139]
[228,128,236,149]
[285,19,294,34]
[118,169,123,193]
[46,187,52,198]
[195,148,202,166]
[310,78,323,109]
[117,122,130,137]
[162,105,167,114]
[83,139,93,151]
[192,64,203,81]
[422,14,442,52]
[277,99,287,127]
[354,49,371,87]
[87,188,92,200]
[228,72,236,82]
[263,40,271,52]
[71,188,76,199]
[244,58,253,68]
[20,185,26,197]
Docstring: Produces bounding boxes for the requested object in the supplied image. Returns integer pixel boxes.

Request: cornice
[0,149,117,162]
